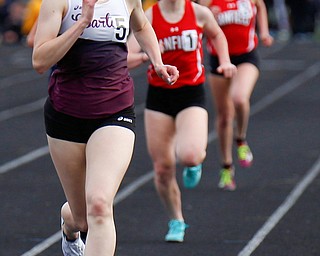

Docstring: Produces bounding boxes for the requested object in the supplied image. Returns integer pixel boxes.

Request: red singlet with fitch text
[207,0,258,56]
[147,0,205,88]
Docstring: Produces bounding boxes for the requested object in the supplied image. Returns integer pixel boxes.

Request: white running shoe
[62,232,85,256]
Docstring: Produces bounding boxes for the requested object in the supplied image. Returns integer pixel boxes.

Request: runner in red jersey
[128,0,236,242]
[146,0,205,89]
[206,0,258,55]
[199,0,273,191]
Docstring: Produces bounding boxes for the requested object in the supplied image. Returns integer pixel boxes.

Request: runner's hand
[81,0,98,24]
[154,64,179,85]
[217,63,237,78]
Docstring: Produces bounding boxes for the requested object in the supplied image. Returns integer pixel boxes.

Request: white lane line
[20,232,61,256]
[261,59,306,71]
[0,146,49,174]
[0,98,46,122]
[114,172,154,204]
[0,70,44,90]
[238,156,320,256]
[251,61,320,116]
[18,61,320,255]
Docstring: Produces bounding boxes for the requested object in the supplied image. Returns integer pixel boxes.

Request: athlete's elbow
[32,58,48,74]
[33,64,47,75]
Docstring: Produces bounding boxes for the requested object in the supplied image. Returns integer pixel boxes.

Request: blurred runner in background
[199,0,273,191]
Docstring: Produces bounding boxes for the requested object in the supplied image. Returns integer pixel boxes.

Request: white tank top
[60,0,130,42]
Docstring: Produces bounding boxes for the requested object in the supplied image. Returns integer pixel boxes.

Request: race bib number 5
[112,16,129,43]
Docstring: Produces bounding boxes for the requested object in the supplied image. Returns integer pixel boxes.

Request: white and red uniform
[207,0,258,56]
[147,0,205,89]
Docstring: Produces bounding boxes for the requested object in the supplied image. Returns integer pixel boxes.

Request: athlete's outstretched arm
[194,2,236,78]
[129,0,179,84]
[255,0,273,47]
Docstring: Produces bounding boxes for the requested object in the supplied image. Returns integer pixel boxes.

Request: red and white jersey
[147,0,205,88]
[207,0,258,56]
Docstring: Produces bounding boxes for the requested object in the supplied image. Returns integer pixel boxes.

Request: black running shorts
[146,84,206,117]
[209,49,260,75]
[44,98,136,143]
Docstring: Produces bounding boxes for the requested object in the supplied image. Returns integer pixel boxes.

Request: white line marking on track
[250,61,320,116]
[20,232,61,256]
[238,156,320,256]
[0,70,44,89]
[261,59,306,71]
[0,146,49,174]
[0,98,46,122]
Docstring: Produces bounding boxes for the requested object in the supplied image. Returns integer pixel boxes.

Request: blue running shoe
[183,164,202,188]
[165,219,189,243]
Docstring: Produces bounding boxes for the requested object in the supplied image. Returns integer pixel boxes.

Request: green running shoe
[165,219,189,243]
[218,167,236,191]
[237,144,253,167]
[182,164,202,189]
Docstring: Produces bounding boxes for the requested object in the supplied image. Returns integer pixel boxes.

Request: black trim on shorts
[209,49,260,75]
[44,98,136,143]
[146,84,206,117]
